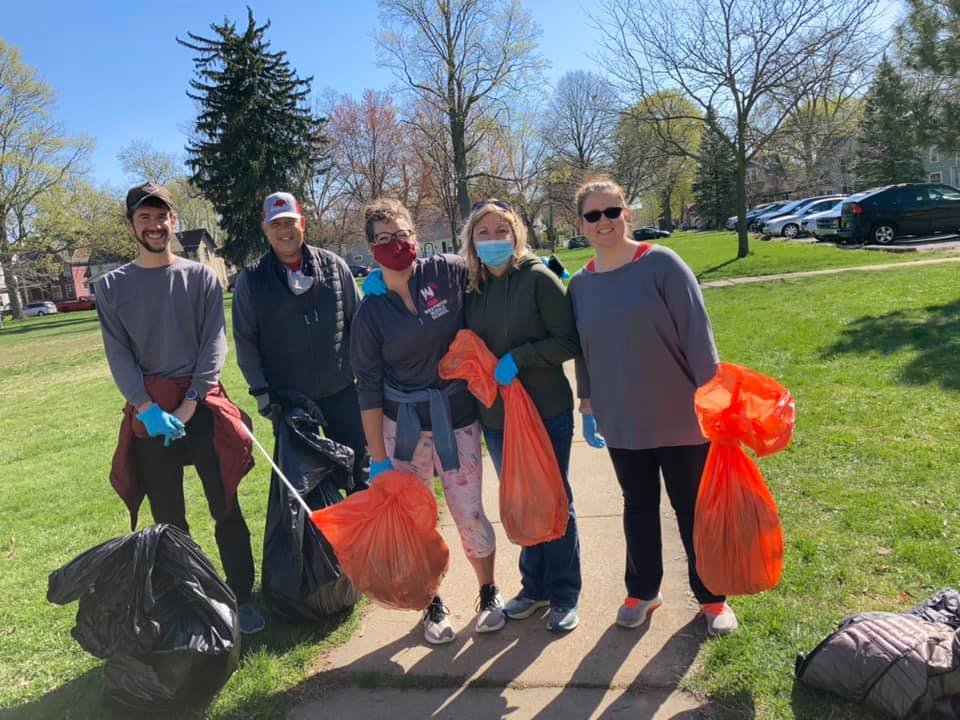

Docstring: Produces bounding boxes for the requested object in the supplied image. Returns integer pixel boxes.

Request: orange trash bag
[310,469,450,610]
[693,362,796,596]
[439,330,568,546]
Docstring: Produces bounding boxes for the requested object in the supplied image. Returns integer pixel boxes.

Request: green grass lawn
[1,239,959,718]
[552,229,957,280]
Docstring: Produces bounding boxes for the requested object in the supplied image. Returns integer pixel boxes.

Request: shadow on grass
[822,298,960,390]
[0,606,355,720]
[696,257,742,281]
[790,676,879,720]
[0,314,99,337]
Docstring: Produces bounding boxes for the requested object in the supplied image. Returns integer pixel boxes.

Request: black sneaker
[238,602,265,635]
[422,596,455,645]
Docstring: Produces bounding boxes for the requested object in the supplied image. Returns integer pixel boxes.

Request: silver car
[763,196,845,238]
[23,300,58,317]
[801,200,845,239]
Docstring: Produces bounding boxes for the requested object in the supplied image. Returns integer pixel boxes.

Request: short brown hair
[363,198,415,244]
[575,176,629,217]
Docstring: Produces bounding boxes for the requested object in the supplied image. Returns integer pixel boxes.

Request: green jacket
[464,254,580,429]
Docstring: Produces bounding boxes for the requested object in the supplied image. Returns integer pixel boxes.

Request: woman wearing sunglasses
[567,177,739,637]
[350,198,503,645]
[461,199,583,632]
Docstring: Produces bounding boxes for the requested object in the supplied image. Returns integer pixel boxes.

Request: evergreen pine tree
[853,58,925,189]
[692,109,738,229]
[178,10,325,264]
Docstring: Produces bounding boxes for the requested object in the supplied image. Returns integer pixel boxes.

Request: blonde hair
[460,201,529,293]
[575,176,630,218]
[363,198,415,244]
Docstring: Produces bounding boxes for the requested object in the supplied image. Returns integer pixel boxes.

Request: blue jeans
[482,410,582,609]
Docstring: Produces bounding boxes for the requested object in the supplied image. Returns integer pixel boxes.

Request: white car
[23,300,58,317]
[762,196,845,238]
[801,201,845,240]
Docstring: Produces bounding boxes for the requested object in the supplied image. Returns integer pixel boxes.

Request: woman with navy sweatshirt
[567,177,739,637]
[461,200,583,632]
[350,199,503,646]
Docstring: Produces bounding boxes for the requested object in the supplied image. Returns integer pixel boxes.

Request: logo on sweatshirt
[420,282,449,319]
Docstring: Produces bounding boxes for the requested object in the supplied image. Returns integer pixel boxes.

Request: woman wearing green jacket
[462,200,583,631]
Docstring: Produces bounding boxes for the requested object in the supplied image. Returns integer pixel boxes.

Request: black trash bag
[261,398,362,621]
[47,524,240,713]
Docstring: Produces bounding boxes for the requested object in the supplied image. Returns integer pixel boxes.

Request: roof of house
[176,228,218,251]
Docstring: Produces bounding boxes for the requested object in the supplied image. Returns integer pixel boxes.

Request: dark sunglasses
[471,199,512,212]
[582,206,623,223]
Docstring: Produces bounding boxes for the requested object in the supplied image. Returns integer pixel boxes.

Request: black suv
[838,183,960,244]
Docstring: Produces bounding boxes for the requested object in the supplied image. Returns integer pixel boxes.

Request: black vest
[246,246,353,401]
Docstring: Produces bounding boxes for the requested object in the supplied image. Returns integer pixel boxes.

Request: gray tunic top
[569,244,719,450]
[95,257,227,408]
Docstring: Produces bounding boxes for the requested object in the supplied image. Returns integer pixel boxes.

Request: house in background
[174,229,229,288]
[923,147,960,187]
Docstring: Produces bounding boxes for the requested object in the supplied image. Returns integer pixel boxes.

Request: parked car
[751,196,837,233]
[762,196,846,238]
[838,183,960,245]
[567,235,590,249]
[55,295,96,312]
[801,200,847,240]
[633,227,672,240]
[349,264,370,278]
[23,300,58,317]
[725,202,778,231]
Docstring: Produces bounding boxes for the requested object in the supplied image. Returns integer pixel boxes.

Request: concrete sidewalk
[291,406,718,720]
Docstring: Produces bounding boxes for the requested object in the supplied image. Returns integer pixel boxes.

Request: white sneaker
[702,602,739,636]
[423,596,456,645]
[475,584,506,633]
[616,593,663,628]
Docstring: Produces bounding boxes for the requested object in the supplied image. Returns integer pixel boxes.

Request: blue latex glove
[494,352,519,385]
[369,457,393,479]
[137,403,186,446]
[363,268,387,296]
[582,414,606,448]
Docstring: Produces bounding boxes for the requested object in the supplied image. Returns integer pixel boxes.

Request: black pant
[133,403,255,602]
[314,384,369,491]
[607,443,724,605]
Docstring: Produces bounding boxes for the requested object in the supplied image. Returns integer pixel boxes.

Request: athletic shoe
[616,593,663,628]
[503,595,550,620]
[475,584,506,633]
[238,602,265,635]
[546,606,579,631]
[423,596,456,645]
[702,602,739,636]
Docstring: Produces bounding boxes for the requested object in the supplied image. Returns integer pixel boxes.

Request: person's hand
[369,457,393,479]
[494,352,518,385]
[255,393,282,424]
[136,403,186,446]
[363,269,387,296]
[582,414,606,449]
[172,400,197,426]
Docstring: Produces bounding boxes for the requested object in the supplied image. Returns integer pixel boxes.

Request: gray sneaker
[423,596,456,645]
[503,595,550,620]
[546,606,579,632]
[703,602,739,636]
[616,593,663,628]
[475,584,506,633]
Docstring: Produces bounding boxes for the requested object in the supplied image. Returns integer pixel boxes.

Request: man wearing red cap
[96,182,264,635]
[232,191,368,490]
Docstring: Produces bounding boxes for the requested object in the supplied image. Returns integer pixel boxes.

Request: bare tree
[542,70,620,171]
[117,139,182,185]
[597,0,880,256]
[0,40,91,319]
[378,0,547,230]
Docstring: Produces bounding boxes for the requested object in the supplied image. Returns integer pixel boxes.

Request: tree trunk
[0,214,25,320]
[659,184,674,231]
[449,110,469,252]
[736,140,750,258]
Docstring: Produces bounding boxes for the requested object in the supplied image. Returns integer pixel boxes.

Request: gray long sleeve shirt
[569,245,719,450]
[95,257,227,408]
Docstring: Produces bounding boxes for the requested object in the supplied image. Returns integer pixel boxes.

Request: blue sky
[4,0,901,189]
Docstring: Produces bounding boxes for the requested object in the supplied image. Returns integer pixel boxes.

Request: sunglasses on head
[582,206,623,223]
[471,199,512,212]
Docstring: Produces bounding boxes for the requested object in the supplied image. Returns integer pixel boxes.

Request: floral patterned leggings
[382,418,495,559]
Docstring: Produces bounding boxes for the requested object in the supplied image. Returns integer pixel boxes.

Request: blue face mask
[475,239,514,268]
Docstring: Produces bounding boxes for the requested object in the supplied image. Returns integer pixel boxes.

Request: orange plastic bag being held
[693,362,796,596]
[439,330,568,546]
[310,470,449,610]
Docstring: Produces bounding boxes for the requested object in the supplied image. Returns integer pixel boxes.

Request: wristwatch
[185,388,200,402]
